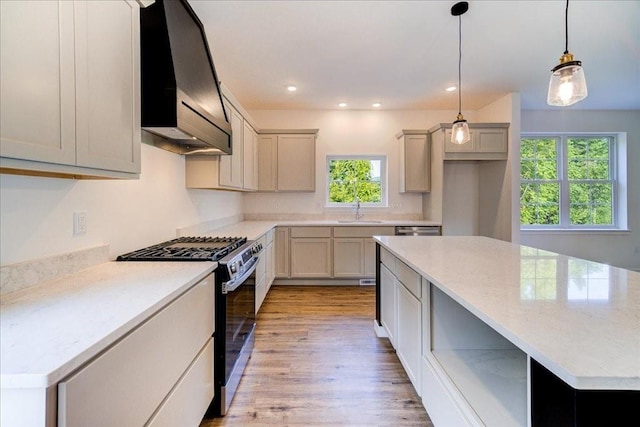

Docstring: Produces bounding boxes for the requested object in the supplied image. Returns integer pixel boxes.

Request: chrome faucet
[354,197,363,221]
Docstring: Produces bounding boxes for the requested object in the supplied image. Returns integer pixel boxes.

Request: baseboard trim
[273,278,362,286]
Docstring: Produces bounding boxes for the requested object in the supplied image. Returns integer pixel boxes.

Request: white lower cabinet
[289,227,332,278]
[147,340,214,427]
[255,234,268,314]
[333,238,364,277]
[58,275,215,427]
[380,263,397,348]
[396,282,422,396]
[265,229,275,289]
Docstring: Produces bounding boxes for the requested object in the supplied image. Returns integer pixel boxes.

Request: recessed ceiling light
[287,85,297,92]
[372,102,381,108]
[338,102,348,108]
[446,86,457,92]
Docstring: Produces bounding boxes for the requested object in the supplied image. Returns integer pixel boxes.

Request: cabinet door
[277,135,315,191]
[275,227,290,278]
[219,103,243,188]
[266,241,275,289]
[397,282,422,395]
[243,122,258,191]
[258,135,277,192]
[290,239,332,278]
[476,128,508,153]
[0,0,76,165]
[380,263,397,348]
[333,238,364,277]
[74,0,140,173]
[401,134,431,192]
[444,129,476,153]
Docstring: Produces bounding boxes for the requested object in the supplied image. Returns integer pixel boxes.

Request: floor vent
[359,278,376,286]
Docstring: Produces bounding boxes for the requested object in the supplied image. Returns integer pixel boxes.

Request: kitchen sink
[337,220,384,224]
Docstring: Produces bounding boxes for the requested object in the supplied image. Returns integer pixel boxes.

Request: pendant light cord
[564,0,569,54]
[458,14,462,115]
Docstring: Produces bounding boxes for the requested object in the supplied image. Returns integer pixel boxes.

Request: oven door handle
[222,256,258,294]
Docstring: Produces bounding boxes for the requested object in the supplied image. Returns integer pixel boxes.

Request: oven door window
[225,270,256,377]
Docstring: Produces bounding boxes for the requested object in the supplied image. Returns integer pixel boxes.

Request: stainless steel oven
[208,240,262,417]
[116,236,262,418]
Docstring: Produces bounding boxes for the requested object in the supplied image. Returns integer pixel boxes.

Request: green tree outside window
[520,135,615,228]
[328,158,383,204]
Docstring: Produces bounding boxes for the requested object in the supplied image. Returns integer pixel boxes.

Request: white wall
[0,143,244,265]
[244,109,455,220]
[521,110,640,270]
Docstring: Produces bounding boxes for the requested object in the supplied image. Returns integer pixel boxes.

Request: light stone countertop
[0,261,215,389]
[374,235,640,391]
[194,220,441,241]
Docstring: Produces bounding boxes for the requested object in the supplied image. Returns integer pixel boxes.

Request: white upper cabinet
[185,91,259,192]
[243,121,259,191]
[257,131,318,192]
[429,123,509,161]
[397,130,431,193]
[0,0,141,178]
[218,101,244,189]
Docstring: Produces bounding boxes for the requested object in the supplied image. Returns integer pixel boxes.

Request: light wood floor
[201,285,432,426]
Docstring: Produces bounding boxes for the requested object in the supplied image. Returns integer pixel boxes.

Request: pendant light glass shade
[451,2,470,145]
[452,114,471,145]
[547,0,587,106]
[547,53,588,106]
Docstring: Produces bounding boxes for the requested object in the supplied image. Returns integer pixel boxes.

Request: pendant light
[451,1,470,145]
[547,0,587,106]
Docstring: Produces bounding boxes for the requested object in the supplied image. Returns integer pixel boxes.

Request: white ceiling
[189,0,640,111]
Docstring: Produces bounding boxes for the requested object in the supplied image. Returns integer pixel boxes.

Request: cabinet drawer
[380,247,396,273]
[58,275,214,427]
[397,260,421,299]
[146,339,214,427]
[333,226,395,238]
[290,226,331,238]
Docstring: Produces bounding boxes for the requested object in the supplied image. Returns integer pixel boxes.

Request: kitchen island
[374,235,639,426]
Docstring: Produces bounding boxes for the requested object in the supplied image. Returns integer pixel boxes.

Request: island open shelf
[428,284,527,426]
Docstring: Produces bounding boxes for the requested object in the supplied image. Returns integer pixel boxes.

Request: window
[326,156,386,206]
[520,135,617,228]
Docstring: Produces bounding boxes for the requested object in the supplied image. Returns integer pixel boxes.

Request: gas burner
[116,236,247,262]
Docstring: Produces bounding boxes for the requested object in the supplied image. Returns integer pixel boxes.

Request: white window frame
[325,155,387,208]
[520,133,624,231]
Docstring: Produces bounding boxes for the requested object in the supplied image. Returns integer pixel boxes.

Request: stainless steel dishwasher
[395,225,441,236]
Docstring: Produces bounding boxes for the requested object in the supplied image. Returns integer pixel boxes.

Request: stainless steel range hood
[140,0,231,155]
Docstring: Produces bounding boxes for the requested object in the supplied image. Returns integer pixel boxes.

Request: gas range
[117,235,263,418]
[116,236,248,262]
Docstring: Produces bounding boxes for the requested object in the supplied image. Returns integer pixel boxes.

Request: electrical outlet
[634,245,640,254]
[74,212,87,235]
